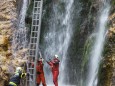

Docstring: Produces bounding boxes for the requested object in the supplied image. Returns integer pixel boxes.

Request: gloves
[21,73,27,78]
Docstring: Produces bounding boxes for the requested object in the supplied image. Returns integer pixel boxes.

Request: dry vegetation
[0,0,27,86]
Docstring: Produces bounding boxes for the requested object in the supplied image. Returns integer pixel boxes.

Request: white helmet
[16,67,22,73]
[54,55,58,58]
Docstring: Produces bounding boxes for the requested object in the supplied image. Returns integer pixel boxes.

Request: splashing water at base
[59,0,74,85]
[87,1,110,86]
[42,0,74,85]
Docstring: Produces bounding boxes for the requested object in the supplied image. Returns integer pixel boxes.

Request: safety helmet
[54,55,58,58]
[16,67,22,73]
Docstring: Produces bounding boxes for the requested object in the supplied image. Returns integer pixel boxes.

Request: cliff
[0,0,114,86]
[0,0,27,86]
[99,1,115,86]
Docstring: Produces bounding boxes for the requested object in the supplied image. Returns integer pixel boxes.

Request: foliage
[111,0,115,6]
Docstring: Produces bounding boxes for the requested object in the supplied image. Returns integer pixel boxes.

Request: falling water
[42,0,74,85]
[59,0,74,84]
[12,0,28,56]
[87,0,110,86]
[18,0,28,29]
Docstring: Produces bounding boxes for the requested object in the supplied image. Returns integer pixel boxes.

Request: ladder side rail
[26,0,43,86]
[29,0,36,47]
[27,0,36,85]
[33,0,43,86]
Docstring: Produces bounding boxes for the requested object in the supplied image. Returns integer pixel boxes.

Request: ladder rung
[33,18,40,20]
[32,20,39,22]
[33,11,40,13]
[27,78,33,80]
[29,43,36,47]
[27,62,33,64]
[33,12,40,14]
[30,43,37,44]
[29,53,36,55]
[29,73,34,76]
[32,19,40,21]
[29,43,36,46]
[32,25,39,26]
[27,80,33,81]
[30,38,37,40]
[28,55,35,57]
[30,48,36,50]
[31,32,38,34]
[33,13,40,15]
[29,51,36,53]
[28,55,35,56]
[31,27,39,30]
[27,0,43,85]
[34,7,41,9]
[29,74,34,76]
[30,42,36,44]
[31,30,38,32]
[29,50,36,52]
[35,0,41,3]
[28,68,34,70]
[31,29,38,31]
[31,37,37,39]
[30,41,37,44]
[28,72,34,75]
[29,47,36,49]
[33,19,39,21]
[33,16,40,19]
[35,0,40,1]
[27,80,33,82]
[35,0,41,1]
[32,25,39,27]
[29,49,36,51]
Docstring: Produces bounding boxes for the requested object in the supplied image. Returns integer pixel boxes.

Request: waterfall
[18,0,28,29]
[87,0,110,86]
[42,0,74,85]
[12,0,28,57]
[59,0,74,84]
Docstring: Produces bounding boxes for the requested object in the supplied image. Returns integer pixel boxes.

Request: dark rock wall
[26,0,115,86]
[98,0,115,86]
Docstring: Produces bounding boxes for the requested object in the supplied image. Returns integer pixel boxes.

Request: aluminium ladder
[26,0,43,86]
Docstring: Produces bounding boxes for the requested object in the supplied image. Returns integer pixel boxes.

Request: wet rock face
[0,0,27,86]
[104,12,115,86]
[39,0,106,85]
[78,0,115,86]
[98,3,115,86]
[16,0,23,16]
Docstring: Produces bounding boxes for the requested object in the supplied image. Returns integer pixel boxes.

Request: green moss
[81,33,96,86]
[111,0,115,6]
[82,34,96,70]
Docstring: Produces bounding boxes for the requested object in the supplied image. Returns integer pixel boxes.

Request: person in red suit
[47,55,60,86]
[31,52,46,86]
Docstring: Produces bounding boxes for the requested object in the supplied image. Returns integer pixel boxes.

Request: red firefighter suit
[32,59,46,86]
[47,58,60,86]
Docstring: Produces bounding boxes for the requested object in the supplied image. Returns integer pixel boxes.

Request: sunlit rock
[0,0,27,85]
